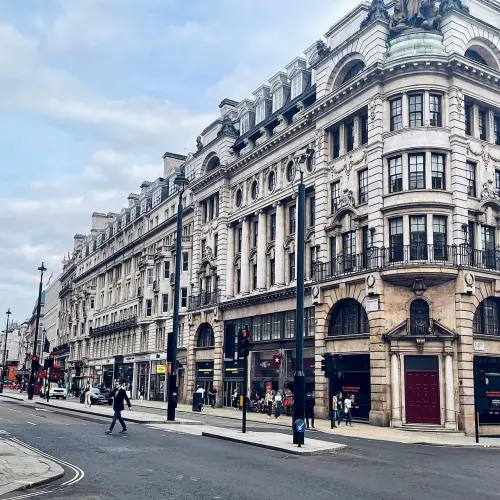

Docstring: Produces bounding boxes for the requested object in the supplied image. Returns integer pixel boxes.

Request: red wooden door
[405,371,440,424]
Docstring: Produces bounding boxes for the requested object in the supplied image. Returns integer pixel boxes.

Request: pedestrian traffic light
[321,353,333,378]
[31,355,40,371]
[44,353,55,370]
[238,326,251,358]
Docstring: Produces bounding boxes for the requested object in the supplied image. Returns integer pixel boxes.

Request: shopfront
[136,360,150,399]
[113,355,134,394]
[223,359,245,407]
[89,358,114,388]
[474,356,500,425]
[196,361,214,405]
[149,353,167,401]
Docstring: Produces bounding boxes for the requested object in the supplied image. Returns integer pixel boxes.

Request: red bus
[36,364,63,396]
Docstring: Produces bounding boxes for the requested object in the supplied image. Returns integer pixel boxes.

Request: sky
[0,0,354,324]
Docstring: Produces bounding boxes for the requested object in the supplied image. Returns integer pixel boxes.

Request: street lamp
[27,262,47,400]
[292,147,314,447]
[167,167,189,421]
[0,308,11,394]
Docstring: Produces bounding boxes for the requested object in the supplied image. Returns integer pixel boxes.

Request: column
[240,217,250,294]
[256,210,267,290]
[424,90,430,126]
[473,104,480,139]
[339,123,346,156]
[274,202,285,285]
[391,353,401,426]
[103,272,109,308]
[226,225,234,298]
[353,116,360,149]
[402,93,409,128]
[488,110,495,144]
[445,353,456,429]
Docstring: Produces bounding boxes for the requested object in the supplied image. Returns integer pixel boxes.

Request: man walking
[305,392,316,429]
[105,381,132,435]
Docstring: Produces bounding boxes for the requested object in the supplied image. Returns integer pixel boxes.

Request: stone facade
[60,0,500,435]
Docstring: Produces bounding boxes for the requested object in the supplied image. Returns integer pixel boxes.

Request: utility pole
[27,262,47,400]
[0,309,12,394]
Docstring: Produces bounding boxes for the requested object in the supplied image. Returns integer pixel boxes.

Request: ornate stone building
[62,0,500,435]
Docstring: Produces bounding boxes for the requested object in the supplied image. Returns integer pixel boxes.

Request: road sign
[295,419,306,433]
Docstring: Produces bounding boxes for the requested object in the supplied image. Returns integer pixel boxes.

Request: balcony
[91,316,137,337]
[188,290,221,311]
[59,282,73,299]
[137,286,143,297]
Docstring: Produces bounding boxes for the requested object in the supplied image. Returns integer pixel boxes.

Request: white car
[47,382,66,400]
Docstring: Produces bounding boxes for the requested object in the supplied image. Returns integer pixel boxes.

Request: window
[270,259,276,286]
[342,62,365,84]
[389,156,403,193]
[146,299,152,317]
[309,197,315,226]
[410,215,427,260]
[214,234,218,258]
[255,102,265,124]
[291,75,302,99]
[431,154,445,190]
[289,205,296,234]
[482,226,497,269]
[147,268,154,285]
[268,171,276,192]
[429,94,442,127]
[495,116,500,146]
[163,260,170,279]
[346,120,355,152]
[253,220,258,247]
[240,114,250,134]
[433,216,447,260]
[90,298,95,309]
[201,239,206,257]
[182,252,189,271]
[358,169,368,204]
[162,294,169,313]
[331,128,340,159]
[237,227,242,253]
[390,97,403,132]
[251,181,259,200]
[479,109,487,141]
[252,264,257,290]
[270,213,276,241]
[389,217,404,262]
[409,153,425,190]
[152,188,162,207]
[496,169,500,191]
[473,297,500,336]
[331,181,341,212]
[361,113,368,145]
[410,299,430,335]
[286,161,295,182]
[306,152,315,172]
[328,299,369,336]
[465,49,487,66]
[409,94,423,127]
[330,236,337,263]
[272,90,283,112]
[236,189,243,208]
[236,269,241,294]
[310,245,319,278]
[465,104,472,136]
[289,253,296,281]
[342,231,356,271]
[466,162,476,197]
[181,288,188,308]
[197,324,214,347]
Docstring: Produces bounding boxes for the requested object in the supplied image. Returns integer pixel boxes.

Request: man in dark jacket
[305,392,316,429]
[105,381,132,434]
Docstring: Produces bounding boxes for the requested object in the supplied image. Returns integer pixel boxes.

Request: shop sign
[156,365,166,375]
[123,356,136,363]
[224,360,245,379]
[474,341,485,352]
[89,358,114,366]
[150,352,167,361]
[196,361,214,379]
[134,354,150,362]
[365,298,379,312]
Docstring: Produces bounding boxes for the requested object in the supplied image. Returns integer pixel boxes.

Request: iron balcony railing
[188,290,221,311]
[91,315,137,337]
[312,245,500,282]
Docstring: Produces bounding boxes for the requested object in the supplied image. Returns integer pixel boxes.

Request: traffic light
[238,326,251,358]
[321,353,333,378]
[31,355,40,371]
[44,353,55,370]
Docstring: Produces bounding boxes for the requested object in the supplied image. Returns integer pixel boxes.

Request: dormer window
[152,188,162,208]
[465,49,487,66]
[342,62,365,84]
[255,102,266,124]
[113,222,119,234]
[272,91,283,113]
[130,208,136,222]
[240,114,250,134]
[291,75,303,100]
[105,228,110,239]
[140,199,148,214]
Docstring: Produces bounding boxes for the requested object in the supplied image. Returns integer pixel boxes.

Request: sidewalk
[0,438,64,496]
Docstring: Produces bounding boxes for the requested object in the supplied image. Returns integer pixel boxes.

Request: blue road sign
[295,419,306,433]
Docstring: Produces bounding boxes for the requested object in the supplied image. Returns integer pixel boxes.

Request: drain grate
[0,452,15,456]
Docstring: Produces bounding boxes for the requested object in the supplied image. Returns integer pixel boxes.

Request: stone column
[129,257,136,299]
[353,116,360,149]
[402,93,409,128]
[103,272,109,308]
[226,224,234,298]
[240,217,250,294]
[391,353,402,426]
[473,104,480,139]
[256,210,267,290]
[424,91,430,126]
[274,202,285,285]
[445,353,456,429]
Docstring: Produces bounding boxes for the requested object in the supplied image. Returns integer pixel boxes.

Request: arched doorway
[409,299,430,335]
[197,323,215,347]
[328,298,369,336]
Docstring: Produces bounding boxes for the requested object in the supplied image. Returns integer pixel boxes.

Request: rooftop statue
[389,0,443,36]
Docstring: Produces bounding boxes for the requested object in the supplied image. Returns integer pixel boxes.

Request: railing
[312,245,500,282]
[58,282,73,299]
[188,290,221,310]
[91,316,137,336]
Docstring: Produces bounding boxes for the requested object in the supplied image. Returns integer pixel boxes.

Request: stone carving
[439,0,469,15]
[255,127,269,146]
[481,179,500,201]
[292,101,306,123]
[331,150,367,180]
[420,0,442,30]
[389,2,407,36]
[202,245,214,262]
[338,188,356,210]
[369,98,377,121]
[196,136,203,151]
[273,115,288,134]
[467,142,500,171]
[217,116,238,137]
[360,0,389,29]
[315,40,331,59]
[240,138,254,156]
[389,0,445,37]
[455,88,464,115]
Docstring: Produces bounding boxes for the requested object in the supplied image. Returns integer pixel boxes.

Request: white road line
[26,422,37,426]
[34,408,55,413]
[7,408,21,412]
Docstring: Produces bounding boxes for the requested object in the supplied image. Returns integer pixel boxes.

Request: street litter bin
[192,392,203,412]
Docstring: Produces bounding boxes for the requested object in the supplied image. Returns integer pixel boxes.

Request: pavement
[0,436,64,496]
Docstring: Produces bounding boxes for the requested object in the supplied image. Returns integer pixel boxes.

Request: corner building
[185,0,500,436]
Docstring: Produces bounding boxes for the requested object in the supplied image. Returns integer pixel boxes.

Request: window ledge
[325,333,370,341]
[472,334,500,341]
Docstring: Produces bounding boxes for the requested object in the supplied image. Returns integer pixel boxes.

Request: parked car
[43,382,66,400]
[79,387,107,405]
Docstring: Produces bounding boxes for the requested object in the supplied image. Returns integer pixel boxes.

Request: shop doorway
[195,379,211,405]
[404,356,440,425]
[223,380,241,407]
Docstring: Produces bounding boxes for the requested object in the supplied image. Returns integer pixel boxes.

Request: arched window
[409,299,430,335]
[206,156,221,172]
[473,297,500,336]
[328,299,369,336]
[465,49,487,66]
[342,62,365,84]
[197,323,215,347]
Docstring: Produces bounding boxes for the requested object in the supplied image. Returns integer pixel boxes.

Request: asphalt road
[1,398,500,500]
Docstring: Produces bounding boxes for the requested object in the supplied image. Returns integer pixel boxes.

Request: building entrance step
[401,424,464,436]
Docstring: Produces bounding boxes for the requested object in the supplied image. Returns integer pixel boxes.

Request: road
[1,398,500,500]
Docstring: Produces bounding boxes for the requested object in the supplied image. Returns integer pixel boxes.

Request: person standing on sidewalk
[274,390,282,419]
[84,383,92,408]
[343,394,353,426]
[305,392,315,429]
[105,381,132,435]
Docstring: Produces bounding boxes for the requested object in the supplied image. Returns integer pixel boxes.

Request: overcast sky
[0,0,354,323]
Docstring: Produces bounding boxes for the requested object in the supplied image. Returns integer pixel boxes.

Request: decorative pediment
[284,234,295,252]
[305,227,315,243]
[384,319,458,340]
[266,242,275,258]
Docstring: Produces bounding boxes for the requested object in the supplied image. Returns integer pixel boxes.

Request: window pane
[358,169,368,204]
[389,217,404,262]
[433,216,447,260]
[390,98,403,131]
[429,95,442,127]
[431,154,445,190]
[410,215,427,260]
[409,94,423,127]
[389,156,403,193]
[409,154,425,190]
[466,162,476,197]
[331,182,340,212]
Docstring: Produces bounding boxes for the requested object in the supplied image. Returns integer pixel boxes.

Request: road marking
[26,422,37,426]
[35,408,55,413]
[7,408,21,413]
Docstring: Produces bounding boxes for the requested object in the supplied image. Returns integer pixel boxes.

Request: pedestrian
[196,385,206,411]
[139,387,144,403]
[84,382,92,408]
[343,394,353,426]
[336,391,344,425]
[264,390,274,418]
[105,381,132,435]
[305,392,315,429]
[331,393,338,427]
[274,390,282,418]
[208,386,217,408]
[231,388,239,411]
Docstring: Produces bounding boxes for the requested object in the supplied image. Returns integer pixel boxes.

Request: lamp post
[27,262,47,400]
[292,148,314,446]
[167,168,189,421]
[0,308,11,393]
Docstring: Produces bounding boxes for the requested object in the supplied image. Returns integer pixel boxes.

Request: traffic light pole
[242,357,248,434]
[0,309,12,394]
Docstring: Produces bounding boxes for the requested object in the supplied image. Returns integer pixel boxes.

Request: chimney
[162,152,186,178]
[91,212,107,231]
[219,98,239,117]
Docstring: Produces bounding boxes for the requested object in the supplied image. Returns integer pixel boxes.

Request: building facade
[61,0,500,435]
